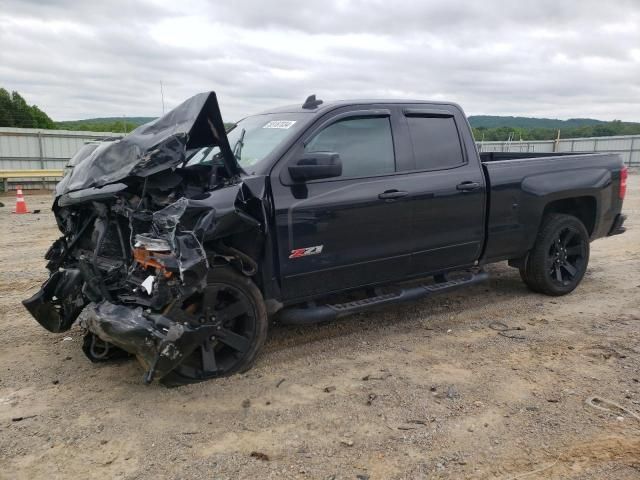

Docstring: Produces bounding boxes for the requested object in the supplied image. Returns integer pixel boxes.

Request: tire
[161,267,268,386]
[519,214,590,296]
[518,267,541,293]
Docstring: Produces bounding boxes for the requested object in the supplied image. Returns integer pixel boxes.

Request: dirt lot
[1,175,639,480]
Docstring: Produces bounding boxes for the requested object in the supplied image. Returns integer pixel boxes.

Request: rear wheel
[519,214,590,296]
[161,267,268,386]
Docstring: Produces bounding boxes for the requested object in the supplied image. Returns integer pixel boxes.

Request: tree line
[55,119,139,133]
[0,88,56,129]
[471,121,640,142]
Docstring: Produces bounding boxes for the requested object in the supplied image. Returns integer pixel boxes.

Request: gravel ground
[1,175,639,480]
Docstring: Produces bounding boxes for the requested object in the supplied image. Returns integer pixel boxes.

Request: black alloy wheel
[519,214,590,296]
[547,226,587,286]
[161,267,268,386]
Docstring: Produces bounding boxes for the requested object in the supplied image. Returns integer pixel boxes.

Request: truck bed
[480,151,624,263]
[480,151,594,162]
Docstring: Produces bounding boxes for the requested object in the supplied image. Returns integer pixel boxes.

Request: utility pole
[160,81,165,114]
[553,129,561,152]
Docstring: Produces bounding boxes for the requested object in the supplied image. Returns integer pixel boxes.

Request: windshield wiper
[232,128,246,162]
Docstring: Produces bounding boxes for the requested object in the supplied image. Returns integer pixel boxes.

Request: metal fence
[0,128,638,191]
[478,134,640,166]
[0,127,123,190]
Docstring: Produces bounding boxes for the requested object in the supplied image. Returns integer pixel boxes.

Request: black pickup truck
[23,92,627,385]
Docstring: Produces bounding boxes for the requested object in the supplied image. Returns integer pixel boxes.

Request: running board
[277,270,489,325]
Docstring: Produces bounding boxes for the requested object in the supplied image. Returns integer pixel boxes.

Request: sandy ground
[0,176,639,480]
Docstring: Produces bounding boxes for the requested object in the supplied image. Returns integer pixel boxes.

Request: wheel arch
[541,196,597,236]
[509,195,597,270]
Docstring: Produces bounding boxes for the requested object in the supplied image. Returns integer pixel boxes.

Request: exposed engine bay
[22,92,270,385]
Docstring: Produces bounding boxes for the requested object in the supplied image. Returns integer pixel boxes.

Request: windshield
[185,112,310,173]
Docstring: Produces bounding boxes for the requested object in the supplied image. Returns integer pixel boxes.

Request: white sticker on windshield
[263,120,296,129]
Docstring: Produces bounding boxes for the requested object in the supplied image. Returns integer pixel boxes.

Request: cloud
[0,0,639,121]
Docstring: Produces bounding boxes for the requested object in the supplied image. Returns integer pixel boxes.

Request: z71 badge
[289,245,324,259]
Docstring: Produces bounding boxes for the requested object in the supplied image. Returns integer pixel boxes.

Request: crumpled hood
[56,91,240,197]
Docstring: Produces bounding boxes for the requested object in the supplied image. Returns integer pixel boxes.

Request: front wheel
[160,267,268,386]
[519,214,590,296]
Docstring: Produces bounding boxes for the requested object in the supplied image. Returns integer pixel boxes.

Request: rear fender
[521,168,610,248]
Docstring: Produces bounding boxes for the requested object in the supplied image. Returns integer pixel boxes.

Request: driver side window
[305,117,395,178]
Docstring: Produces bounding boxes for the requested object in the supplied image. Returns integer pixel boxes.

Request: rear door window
[405,116,464,170]
[305,117,395,178]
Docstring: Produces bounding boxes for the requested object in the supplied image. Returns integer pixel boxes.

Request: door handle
[378,190,409,200]
[456,181,481,191]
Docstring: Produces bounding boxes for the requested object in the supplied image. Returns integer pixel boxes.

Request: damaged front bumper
[21,257,213,383]
[21,272,215,383]
[81,302,218,384]
[23,269,85,333]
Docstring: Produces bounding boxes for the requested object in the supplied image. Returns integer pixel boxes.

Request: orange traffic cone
[13,187,30,214]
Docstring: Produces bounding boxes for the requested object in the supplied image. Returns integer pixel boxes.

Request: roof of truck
[258,97,463,115]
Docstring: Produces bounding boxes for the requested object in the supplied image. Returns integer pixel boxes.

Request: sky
[1,0,639,122]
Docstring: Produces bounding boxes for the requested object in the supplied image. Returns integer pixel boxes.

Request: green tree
[0,88,13,126]
[0,87,57,129]
[31,105,55,129]
[11,91,37,128]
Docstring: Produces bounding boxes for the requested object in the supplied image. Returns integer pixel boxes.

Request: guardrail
[0,169,64,192]
[0,169,63,178]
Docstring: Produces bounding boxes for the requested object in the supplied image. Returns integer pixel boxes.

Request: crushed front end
[22,92,268,385]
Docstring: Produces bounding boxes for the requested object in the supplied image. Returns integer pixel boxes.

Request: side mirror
[288,152,342,182]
